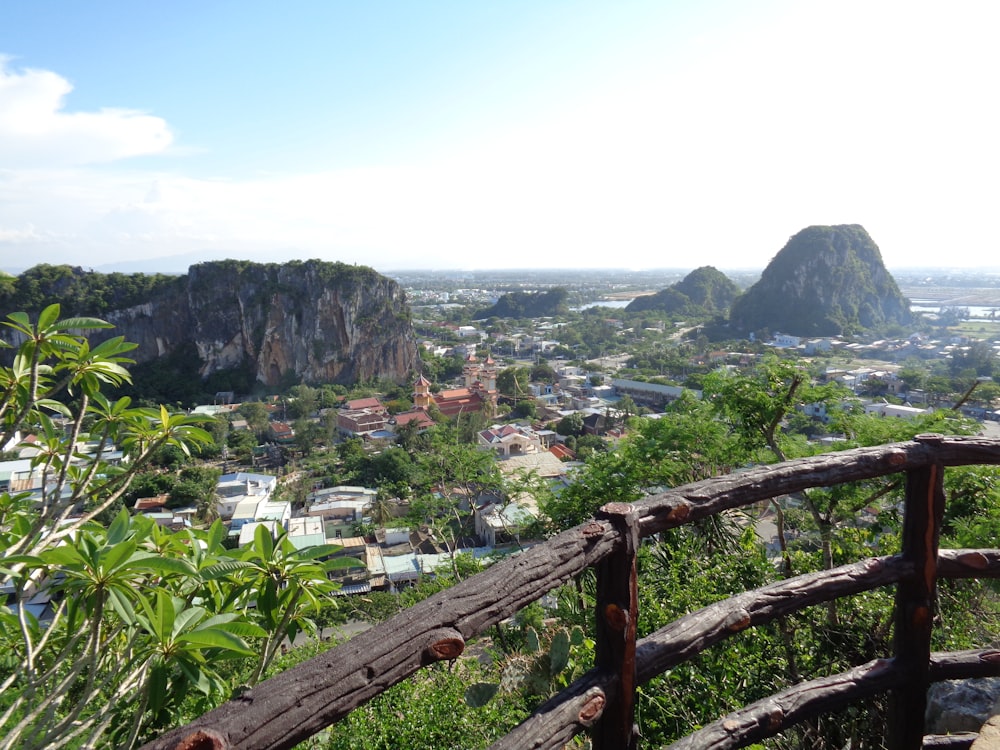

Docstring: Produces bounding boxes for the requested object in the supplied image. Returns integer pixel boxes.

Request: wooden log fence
[142,435,1000,750]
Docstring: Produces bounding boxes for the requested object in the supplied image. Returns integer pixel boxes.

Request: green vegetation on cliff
[0,263,181,315]
[1,259,418,400]
[626,265,740,316]
[728,224,911,337]
[474,287,569,319]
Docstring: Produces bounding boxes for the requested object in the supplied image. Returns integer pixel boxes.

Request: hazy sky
[1,1,997,274]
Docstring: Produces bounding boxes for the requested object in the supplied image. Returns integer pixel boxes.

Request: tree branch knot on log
[172,729,228,750]
[723,608,752,632]
[956,551,991,569]
[604,603,630,633]
[577,689,607,725]
[424,628,466,662]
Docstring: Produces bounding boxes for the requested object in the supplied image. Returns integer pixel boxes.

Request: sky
[1,1,998,275]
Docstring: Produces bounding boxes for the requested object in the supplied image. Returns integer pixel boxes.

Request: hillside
[3,260,418,388]
[625,266,739,316]
[728,224,911,337]
[474,287,569,319]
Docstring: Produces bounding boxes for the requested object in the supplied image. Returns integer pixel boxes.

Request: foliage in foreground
[5,310,1000,749]
[0,306,350,749]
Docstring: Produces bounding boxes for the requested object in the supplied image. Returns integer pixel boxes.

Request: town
[6,265,1000,613]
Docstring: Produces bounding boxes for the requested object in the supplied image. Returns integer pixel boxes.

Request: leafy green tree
[167,465,221,509]
[0,307,347,748]
[555,411,584,437]
[511,399,537,420]
[226,428,257,462]
[238,401,271,438]
[542,394,739,529]
[898,359,927,392]
[286,384,319,420]
[529,362,556,383]
[292,418,324,456]
[950,340,997,378]
[224,525,349,685]
[496,366,530,400]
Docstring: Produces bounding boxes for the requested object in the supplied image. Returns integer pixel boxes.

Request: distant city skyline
[1,1,998,275]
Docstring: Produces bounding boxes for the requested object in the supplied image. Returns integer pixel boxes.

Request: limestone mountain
[625,266,739,316]
[474,287,569,319]
[728,225,910,337]
[3,260,418,388]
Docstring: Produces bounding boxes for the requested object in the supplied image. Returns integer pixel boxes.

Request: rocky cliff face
[98,259,418,387]
[729,225,911,337]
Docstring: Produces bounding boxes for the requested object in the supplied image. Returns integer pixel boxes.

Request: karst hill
[729,224,911,337]
[1,259,418,387]
[625,266,739,316]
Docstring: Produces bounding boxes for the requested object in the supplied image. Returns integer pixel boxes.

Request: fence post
[890,440,945,750]
[593,502,640,750]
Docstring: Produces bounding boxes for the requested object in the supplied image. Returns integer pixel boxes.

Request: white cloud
[0,58,173,167]
[2,2,1000,273]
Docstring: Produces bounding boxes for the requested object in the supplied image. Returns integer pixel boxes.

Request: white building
[864,401,932,419]
[215,472,277,520]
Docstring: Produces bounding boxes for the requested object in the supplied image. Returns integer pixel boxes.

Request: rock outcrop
[626,266,740,316]
[729,225,911,337]
[474,288,569,320]
[37,259,418,387]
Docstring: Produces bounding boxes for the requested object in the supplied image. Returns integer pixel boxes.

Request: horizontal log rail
[143,435,1000,750]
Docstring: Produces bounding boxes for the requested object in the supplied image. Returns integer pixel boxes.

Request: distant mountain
[625,266,739,316]
[728,225,910,337]
[474,288,569,319]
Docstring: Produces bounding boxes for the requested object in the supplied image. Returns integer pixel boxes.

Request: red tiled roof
[549,444,576,460]
[437,388,474,400]
[393,410,435,428]
[135,494,170,511]
[434,389,486,416]
[347,397,383,411]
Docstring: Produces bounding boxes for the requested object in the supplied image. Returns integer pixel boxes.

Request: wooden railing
[142,434,1000,750]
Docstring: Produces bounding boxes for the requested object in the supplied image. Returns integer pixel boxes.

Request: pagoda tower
[413,374,433,411]
[462,352,479,389]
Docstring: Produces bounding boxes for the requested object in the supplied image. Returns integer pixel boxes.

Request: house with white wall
[215,472,276,520]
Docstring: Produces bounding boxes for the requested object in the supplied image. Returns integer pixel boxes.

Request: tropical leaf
[201,559,256,579]
[177,628,255,656]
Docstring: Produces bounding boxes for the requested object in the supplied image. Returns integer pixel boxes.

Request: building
[287,516,327,551]
[864,401,932,420]
[474,499,536,547]
[306,486,376,522]
[413,355,499,418]
[772,333,802,348]
[477,424,544,457]
[344,397,387,414]
[214,472,277,520]
[390,408,436,432]
[336,408,388,437]
[612,379,696,409]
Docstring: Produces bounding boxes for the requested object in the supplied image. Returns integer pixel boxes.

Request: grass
[949,320,1000,340]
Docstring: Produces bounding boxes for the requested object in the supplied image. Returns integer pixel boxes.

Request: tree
[238,401,271,438]
[167,465,221,509]
[898,359,927,392]
[555,411,584,437]
[529,362,556,383]
[292,418,323,456]
[226,428,257,462]
[0,307,345,749]
[511,399,537,420]
[286,384,319,420]
[496,366,529,400]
